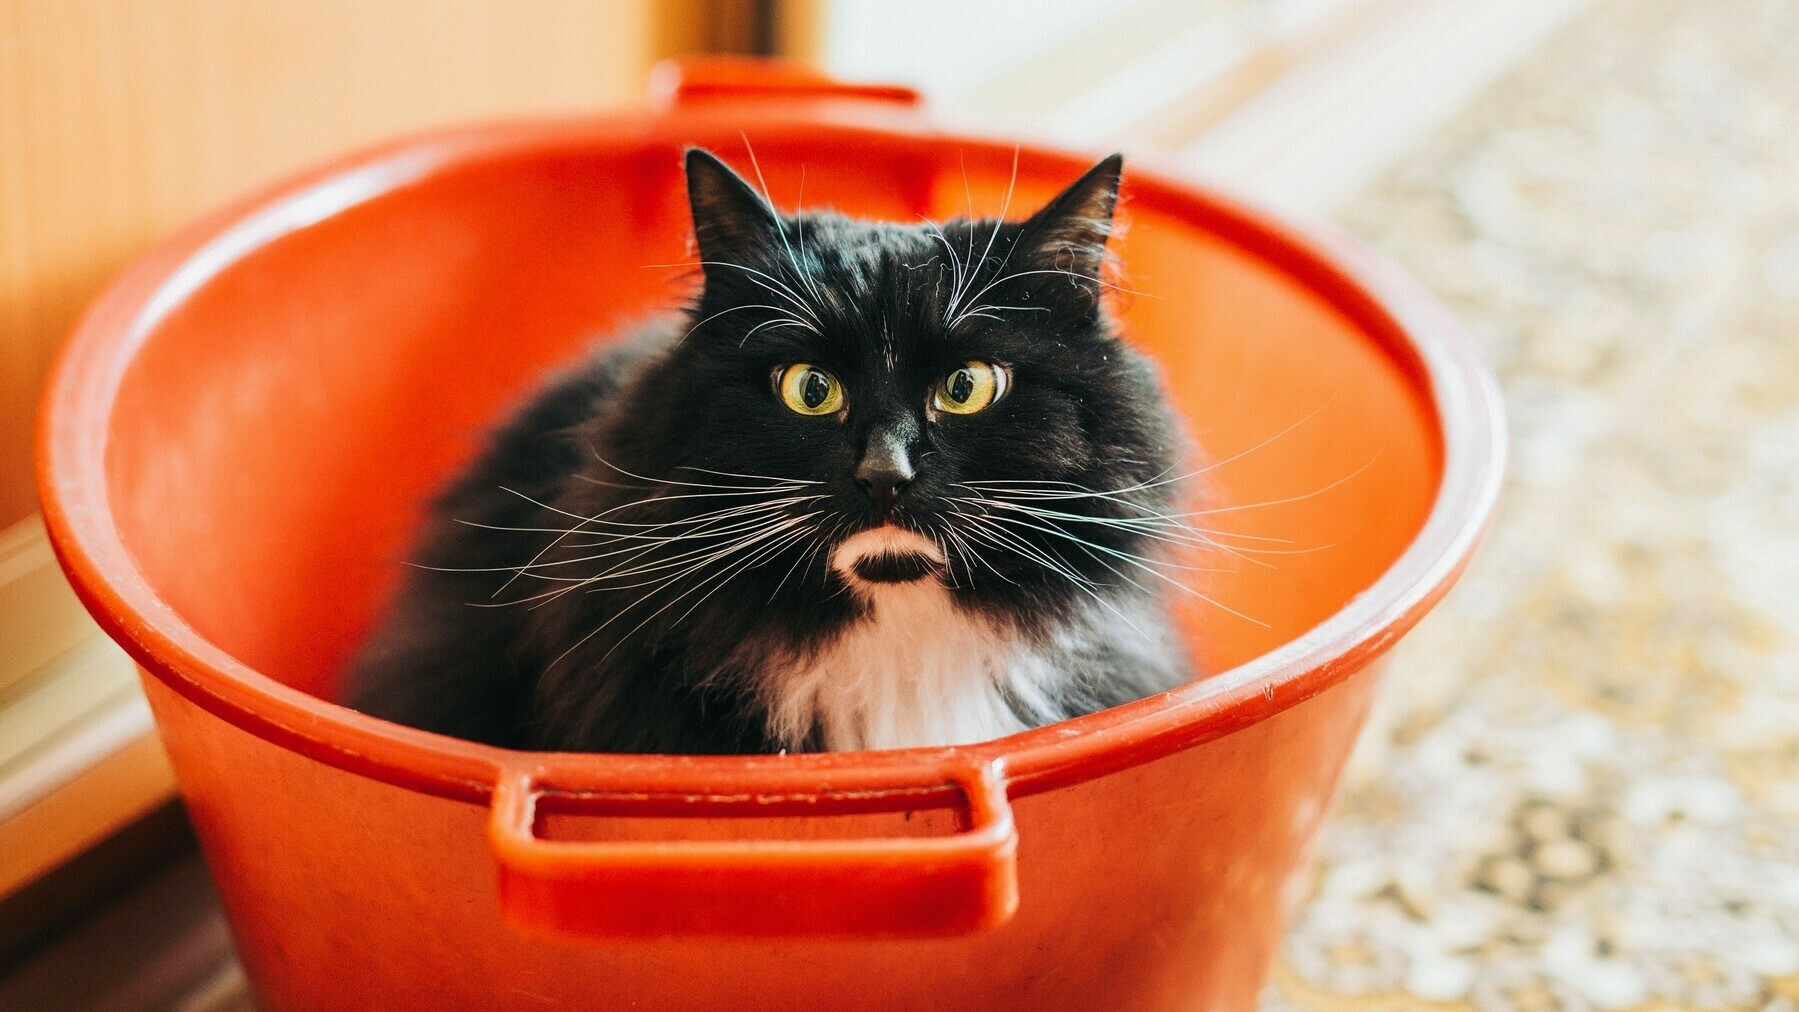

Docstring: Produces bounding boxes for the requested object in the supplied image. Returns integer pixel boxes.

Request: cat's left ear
[1015,153,1124,282]
[684,147,783,275]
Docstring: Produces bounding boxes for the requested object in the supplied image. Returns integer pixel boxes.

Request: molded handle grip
[647,56,921,111]
[488,761,1018,938]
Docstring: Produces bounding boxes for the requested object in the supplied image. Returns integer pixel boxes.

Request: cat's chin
[832,525,946,586]
[851,552,940,584]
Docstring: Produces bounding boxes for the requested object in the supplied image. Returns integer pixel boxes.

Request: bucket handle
[646,56,922,112]
[487,760,1018,938]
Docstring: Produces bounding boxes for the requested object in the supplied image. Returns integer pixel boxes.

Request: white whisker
[969,508,1265,628]
[559,517,817,671]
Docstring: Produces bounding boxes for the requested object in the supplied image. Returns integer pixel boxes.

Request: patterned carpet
[1263,0,1799,1008]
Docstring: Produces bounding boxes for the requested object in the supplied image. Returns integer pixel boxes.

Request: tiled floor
[1265,0,1799,1008]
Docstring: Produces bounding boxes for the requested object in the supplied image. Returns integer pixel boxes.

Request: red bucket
[38,60,1503,1010]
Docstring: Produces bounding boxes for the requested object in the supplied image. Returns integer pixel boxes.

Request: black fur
[344,149,1191,753]
[852,552,942,583]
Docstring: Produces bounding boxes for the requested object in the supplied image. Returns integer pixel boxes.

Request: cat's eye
[933,361,1007,415]
[775,364,844,416]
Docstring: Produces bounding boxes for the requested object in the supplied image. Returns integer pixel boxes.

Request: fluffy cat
[344,148,1194,753]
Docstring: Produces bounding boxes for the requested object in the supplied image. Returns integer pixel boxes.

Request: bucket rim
[37,107,1506,808]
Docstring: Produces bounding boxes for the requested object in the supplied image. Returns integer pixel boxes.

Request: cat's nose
[855,432,916,514]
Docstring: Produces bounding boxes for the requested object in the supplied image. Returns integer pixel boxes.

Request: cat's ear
[685,147,782,272]
[1015,154,1124,282]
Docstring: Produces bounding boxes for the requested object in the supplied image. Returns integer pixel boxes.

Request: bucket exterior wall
[145,664,1380,1011]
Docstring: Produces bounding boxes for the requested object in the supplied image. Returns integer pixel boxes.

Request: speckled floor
[1263,0,1799,1008]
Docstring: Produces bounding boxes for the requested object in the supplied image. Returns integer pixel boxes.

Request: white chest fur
[759,528,1060,751]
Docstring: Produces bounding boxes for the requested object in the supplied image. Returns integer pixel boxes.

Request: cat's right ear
[685,148,782,273]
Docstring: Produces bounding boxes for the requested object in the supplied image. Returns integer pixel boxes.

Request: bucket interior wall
[101,134,1442,702]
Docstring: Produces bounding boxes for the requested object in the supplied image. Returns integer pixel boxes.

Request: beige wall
[0,0,657,527]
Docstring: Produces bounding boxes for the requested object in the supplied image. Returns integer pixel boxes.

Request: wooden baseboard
[1,517,99,696]
[0,515,174,900]
[0,733,174,901]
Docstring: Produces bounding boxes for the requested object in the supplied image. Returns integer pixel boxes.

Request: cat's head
[597,148,1183,627]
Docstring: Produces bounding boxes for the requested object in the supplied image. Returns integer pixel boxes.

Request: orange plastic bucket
[38,60,1503,1010]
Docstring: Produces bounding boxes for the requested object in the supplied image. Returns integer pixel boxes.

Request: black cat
[345,148,1194,753]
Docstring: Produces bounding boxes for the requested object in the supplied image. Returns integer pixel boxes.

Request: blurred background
[3,1,1795,1008]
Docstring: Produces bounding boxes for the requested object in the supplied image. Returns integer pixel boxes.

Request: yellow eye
[776,364,844,416]
[934,361,1007,415]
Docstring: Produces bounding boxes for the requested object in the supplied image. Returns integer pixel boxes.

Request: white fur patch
[828,525,945,577]
[761,527,1060,751]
